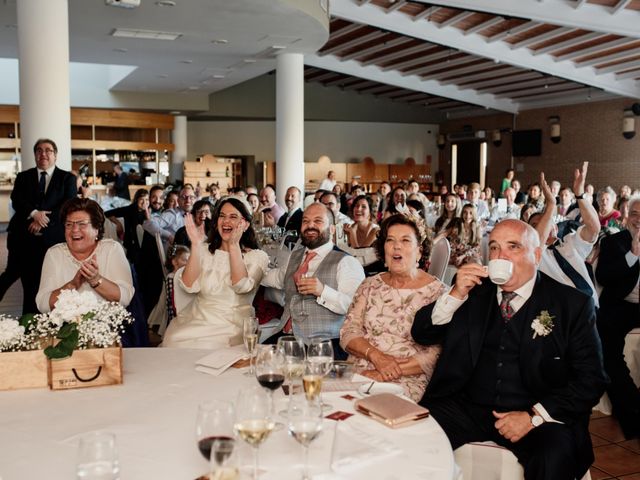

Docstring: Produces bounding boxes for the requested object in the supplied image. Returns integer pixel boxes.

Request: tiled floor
[1,228,639,477]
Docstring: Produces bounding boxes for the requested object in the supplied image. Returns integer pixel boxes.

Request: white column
[276,53,305,206]
[172,115,188,183]
[17,0,72,170]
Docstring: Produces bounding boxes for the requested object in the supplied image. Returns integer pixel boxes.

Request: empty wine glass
[195,400,235,464]
[277,335,306,415]
[288,392,323,480]
[304,337,334,410]
[234,386,275,480]
[243,315,259,376]
[297,274,310,319]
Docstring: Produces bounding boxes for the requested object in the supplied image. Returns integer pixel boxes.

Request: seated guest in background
[261,203,365,358]
[595,194,640,439]
[434,193,461,234]
[376,181,392,222]
[464,182,490,221]
[344,195,379,248]
[207,183,221,208]
[383,186,409,220]
[105,188,149,263]
[320,191,353,226]
[526,183,545,212]
[406,198,427,220]
[619,185,632,201]
[173,199,213,249]
[556,186,575,218]
[412,219,607,480]
[617,197,630,229]
[520,203,536,223]
[512,179,526,205]
[483,186,496,210]
[148,185,165,215]
[550,180,561,200]
[341,215,446,402]
[143,184,195,246]
[247,192,260,215]
[489,187,520,225]
[36,198,134,312]
[277,186,303,236]
[162,196,268,348]
[407,180,429,206]
[529,164,600,309]
[598,186,621,228]
[163,190,179,210]
[245,185,258,196]
[439,205,482,267]
[259,184,285,225]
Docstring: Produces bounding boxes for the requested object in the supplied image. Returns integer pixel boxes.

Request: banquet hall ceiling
[0,0,638,116]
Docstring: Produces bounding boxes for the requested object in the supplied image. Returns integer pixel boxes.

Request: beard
[301,226,331,249]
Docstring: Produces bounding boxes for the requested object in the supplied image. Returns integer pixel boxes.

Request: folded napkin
[330,420,401,474]
[195,346,247,377]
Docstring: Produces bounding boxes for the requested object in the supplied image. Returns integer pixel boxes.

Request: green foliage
[43,322,79,360]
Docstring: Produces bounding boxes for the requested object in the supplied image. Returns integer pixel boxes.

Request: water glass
[76,431,119,480]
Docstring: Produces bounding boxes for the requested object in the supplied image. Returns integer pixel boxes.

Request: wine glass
[296,274,310,319]
[195,400,235,464]
[288,392,323,480]
[255,345,285,428]
[304,337,334,410]
[277,335,306,415]
[243,315,259,376]
[234,386,275,480]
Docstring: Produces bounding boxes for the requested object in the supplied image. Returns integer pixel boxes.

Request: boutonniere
[531,310,555,339]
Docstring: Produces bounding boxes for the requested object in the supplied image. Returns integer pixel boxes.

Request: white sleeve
[316,255,365,315]
[36,248,66,313]
[431,286,468,325]
[230,250,269,294]
[102,241,134,307]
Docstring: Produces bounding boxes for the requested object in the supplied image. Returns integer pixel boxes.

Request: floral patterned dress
[340,274,446,402]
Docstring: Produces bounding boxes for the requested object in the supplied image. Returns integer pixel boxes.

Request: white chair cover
[428,237,451,282]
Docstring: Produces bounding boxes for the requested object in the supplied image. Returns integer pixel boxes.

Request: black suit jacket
[9,166,78,248]
[277,208,302,233]
[412,273,607,475]
[596,229,639,304]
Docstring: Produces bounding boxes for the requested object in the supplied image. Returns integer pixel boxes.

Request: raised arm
[533,172,557,246]
[572,162,599,243]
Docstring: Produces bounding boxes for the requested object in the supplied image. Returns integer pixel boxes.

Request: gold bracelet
[364,347,372,361]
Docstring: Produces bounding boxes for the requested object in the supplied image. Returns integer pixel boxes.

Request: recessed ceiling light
[188,86,200,90]
[243,59,256,64]
[112,28,182,41]
[113,47,128,53]
[157,74,169,78]
[212,74,226,79]
[180,59,193,64]
[170,111,181,115]
[155,0,176,6]
[211,39,228,45]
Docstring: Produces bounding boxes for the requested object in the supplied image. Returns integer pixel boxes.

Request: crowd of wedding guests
[2,139,639,480]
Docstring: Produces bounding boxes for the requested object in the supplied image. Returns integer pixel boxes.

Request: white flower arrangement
[0,315,41,352]
[531,310,555,339]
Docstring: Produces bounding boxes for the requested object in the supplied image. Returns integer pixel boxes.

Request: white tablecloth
[0,348,455,480]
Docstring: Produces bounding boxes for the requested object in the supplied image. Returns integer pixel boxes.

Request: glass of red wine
[195,400,235,467]
[255,344,285,428]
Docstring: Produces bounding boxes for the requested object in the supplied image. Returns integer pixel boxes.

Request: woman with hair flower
[162,196,268,348]
[340,214,446,401]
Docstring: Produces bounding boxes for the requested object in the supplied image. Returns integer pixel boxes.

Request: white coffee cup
[488,259,513,285]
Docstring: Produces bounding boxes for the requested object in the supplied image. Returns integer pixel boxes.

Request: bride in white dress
[162,196,268,349]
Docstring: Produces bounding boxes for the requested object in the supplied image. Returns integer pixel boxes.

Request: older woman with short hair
[340,214,446,401]
[36,198,134,312]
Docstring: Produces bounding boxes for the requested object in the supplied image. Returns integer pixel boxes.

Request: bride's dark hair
[208,196,259,254]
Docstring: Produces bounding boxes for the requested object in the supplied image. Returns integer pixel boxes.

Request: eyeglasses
[64,220,92,230]
[180,195,196,201]
[36,148,56,155]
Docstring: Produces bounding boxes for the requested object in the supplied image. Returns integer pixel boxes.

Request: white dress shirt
[262,241,365,315]
[143,208,186,241]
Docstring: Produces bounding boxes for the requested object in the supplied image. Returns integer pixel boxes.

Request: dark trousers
[263,330,348,361]
[597,300,640,438]
[0,231,20,301]
[19,234,47,314]
[424,396,583,480]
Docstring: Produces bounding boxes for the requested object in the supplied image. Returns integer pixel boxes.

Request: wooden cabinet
[184,155,240,192]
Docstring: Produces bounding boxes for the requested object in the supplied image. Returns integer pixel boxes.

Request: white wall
[188,120,440,170]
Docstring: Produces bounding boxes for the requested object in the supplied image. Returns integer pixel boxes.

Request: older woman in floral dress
[340,214,446,401]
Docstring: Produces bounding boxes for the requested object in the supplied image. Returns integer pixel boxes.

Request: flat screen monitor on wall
[512,129,542,157]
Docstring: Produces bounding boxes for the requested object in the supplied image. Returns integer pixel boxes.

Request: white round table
[0,348,455,480]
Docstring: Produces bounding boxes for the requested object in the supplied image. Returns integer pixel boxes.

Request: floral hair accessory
[531,310,555,339]
[400,210,430,244]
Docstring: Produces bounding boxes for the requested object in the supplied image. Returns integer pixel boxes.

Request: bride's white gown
[161,244,269,349]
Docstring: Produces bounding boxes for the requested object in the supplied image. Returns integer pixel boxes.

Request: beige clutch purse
[354,393,430,429]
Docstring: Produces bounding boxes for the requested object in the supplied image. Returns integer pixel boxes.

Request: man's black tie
[37,171,47,207]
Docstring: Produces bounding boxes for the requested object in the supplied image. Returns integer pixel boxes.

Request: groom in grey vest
[262,203,365,358]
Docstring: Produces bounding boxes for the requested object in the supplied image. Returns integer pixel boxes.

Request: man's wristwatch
[530,412,544,428]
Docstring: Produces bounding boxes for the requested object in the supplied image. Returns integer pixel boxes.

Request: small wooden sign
[48,347,123,390]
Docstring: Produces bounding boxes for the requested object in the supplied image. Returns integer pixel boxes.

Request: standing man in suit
[596,194,640,438]
[412,219,606,480]
[113,164,131,200]
[9,138,77,313]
